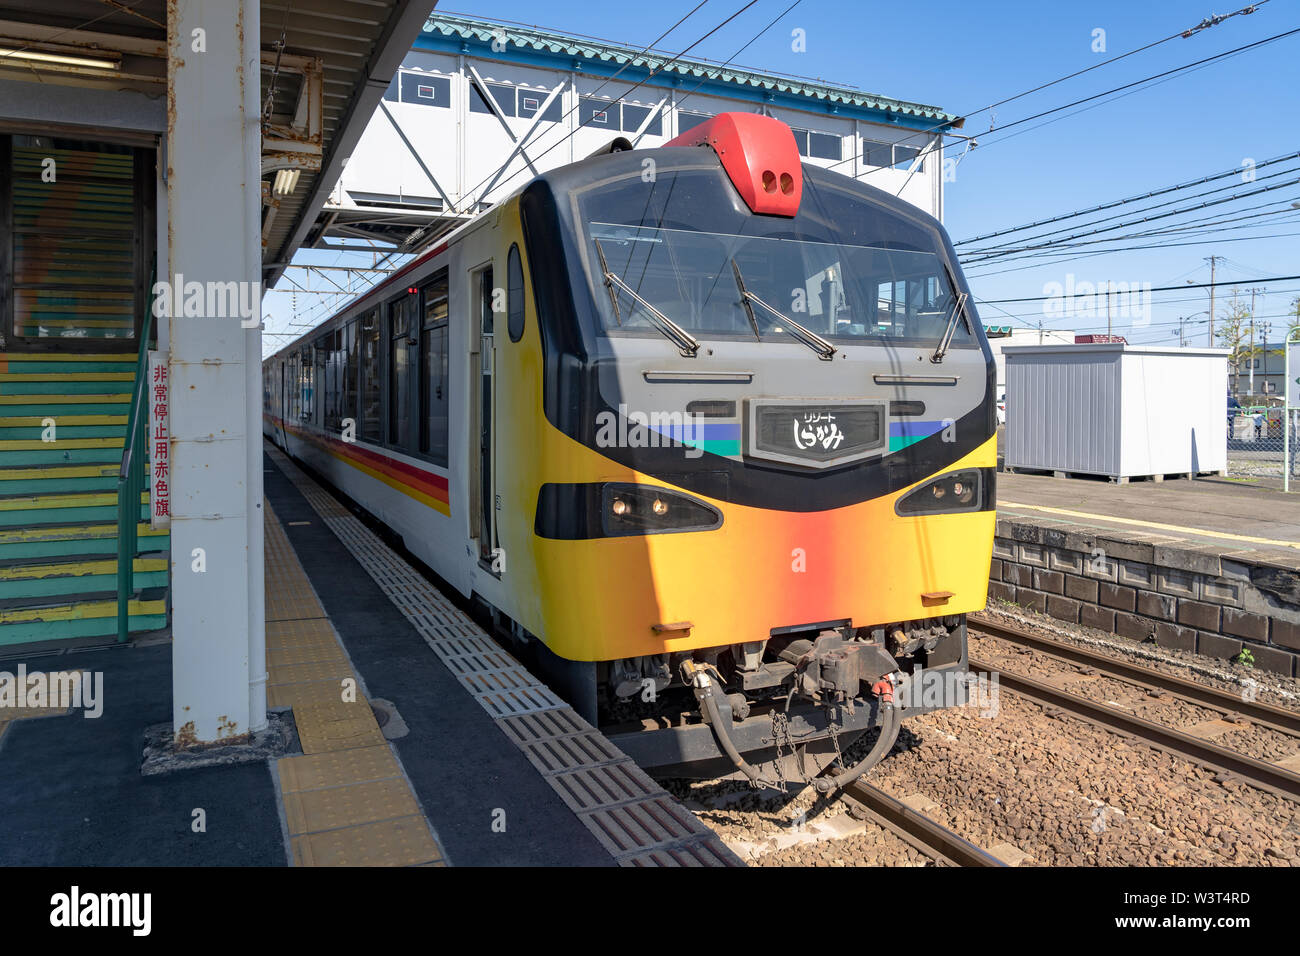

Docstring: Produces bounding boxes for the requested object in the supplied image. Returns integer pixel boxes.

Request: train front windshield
[574,163,974,349]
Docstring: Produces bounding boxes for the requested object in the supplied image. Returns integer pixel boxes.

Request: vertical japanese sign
[148,352,171,529]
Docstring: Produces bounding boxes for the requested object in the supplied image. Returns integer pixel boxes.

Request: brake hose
[810,699,901,793]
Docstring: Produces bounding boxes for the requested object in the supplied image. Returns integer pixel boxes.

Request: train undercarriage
[497,610,971,791]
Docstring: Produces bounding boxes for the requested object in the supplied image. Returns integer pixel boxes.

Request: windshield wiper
[930,287,971,364]
[730,258,836,361]
[595,239,699,357]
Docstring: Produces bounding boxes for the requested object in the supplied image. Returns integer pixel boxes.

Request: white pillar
[167,0,265,743]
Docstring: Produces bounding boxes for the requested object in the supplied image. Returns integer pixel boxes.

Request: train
[264,112,996,790]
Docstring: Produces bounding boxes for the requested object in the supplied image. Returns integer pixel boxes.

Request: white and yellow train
[265,113,996,787]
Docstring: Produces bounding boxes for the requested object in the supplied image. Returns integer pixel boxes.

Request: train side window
[359,309,382,442]
[313,338,327,425]
[325,329,342,431]
[420,269,450,466]
[388,294,415,448]
[299,345,314,422]
[342,319,358,430]
[506,245,525,343]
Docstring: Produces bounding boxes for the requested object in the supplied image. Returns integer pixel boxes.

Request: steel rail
[842,780,1007,867]
[969,614,1300,738]
[968,653,1300,803]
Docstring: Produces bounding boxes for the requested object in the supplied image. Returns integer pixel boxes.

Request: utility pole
[1038,318,1044,344]
[1106,280,1112,337]
[1178,316,1187,347]
[1248,287,1265,398]
[1207,255,1220,346]
[1263,320,1273,395]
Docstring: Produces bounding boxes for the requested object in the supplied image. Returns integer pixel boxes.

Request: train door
[470,265,497,566]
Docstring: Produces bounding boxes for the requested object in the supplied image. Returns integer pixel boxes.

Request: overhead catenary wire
[976,274,1300,306]
[267,1,807,350]
[961,180,1300,263]
[956,153,1300,251]
[454,0,764,210]
[820,2,1275,179]
[961,201,1300,274]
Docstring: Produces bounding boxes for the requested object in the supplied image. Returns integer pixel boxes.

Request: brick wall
[988,517,1300,677]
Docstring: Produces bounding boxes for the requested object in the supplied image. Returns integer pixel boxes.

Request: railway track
[967,614,1300,803]
[841,780,1006,867]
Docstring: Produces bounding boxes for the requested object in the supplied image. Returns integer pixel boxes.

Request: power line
[962,179,1300,263]
[961,204,1300,273]
[456,0,762,209]
[956,153,1300,248]
[672,0,804,114]
[822,2,1274,178]
[977,274,1300,305]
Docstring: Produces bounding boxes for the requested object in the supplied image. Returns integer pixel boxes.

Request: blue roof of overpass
[417,13,963,133]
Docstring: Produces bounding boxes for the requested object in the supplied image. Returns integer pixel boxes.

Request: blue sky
[267,0,1300,350]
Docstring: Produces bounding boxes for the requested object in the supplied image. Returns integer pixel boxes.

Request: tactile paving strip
[263,501,446,867]
[266,443,741,867]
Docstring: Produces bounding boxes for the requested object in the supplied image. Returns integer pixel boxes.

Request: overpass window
[808,132,841,161]
[677,111,712,134]
[399,72,450,107]
[893,145,921,170]
[580,96,615,127]
[470,81,516,116]
[419,269,449,465]
[517,89,563,122]
[789,128,841,161]
[360,309,382,442]
[620,104,662,136]
[862,140,892,167]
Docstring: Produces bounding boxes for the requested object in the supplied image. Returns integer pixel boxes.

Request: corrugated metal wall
[1006,349,1120,474]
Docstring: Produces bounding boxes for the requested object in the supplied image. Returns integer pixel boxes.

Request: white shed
[1003,344,1229,481]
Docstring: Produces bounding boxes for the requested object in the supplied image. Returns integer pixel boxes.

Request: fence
[1226,409,1300,482]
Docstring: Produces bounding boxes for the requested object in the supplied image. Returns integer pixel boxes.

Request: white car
[996,393,1006,425]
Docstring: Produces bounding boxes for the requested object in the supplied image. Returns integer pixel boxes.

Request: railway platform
[0,445,739,867]
[991,471,1300,680]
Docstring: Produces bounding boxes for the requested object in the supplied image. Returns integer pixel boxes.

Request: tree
[1215,289,1252,396]
[1289,295,1300,340]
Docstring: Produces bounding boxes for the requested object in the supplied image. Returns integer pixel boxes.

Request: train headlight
[602,484,718,536]
[535,483,723,540]
[896,469,987,516]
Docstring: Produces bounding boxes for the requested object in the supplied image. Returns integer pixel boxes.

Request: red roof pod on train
[664,113,802,218]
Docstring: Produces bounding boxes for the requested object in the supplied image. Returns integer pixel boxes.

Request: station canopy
[0,0,438,287]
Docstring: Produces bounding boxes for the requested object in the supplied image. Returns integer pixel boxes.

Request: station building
[0,4,962,747]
